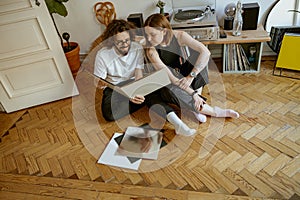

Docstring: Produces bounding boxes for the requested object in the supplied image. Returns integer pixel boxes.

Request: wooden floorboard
[0,57,299,200]
[0,173,275,200]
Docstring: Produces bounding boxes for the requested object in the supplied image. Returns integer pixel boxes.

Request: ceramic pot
[63,42,80,77]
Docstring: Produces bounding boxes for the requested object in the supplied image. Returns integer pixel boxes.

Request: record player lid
[174,10,205,21]
[172,0,216,9]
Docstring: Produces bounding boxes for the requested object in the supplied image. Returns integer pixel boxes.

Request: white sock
[167,112,196,136]
[193,112,207,123]
[195,87,203,95]
[227,109,240,118]
[214,107,240,118]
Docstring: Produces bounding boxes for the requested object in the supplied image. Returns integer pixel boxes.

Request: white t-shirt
[94,42,144,85]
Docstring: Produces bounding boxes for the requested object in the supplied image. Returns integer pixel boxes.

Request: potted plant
[45,0,80,77]
[156,0,170,20]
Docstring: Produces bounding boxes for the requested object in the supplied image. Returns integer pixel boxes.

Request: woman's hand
[193,93,206,111]
[178,76,193,90]
[130,95,145,104]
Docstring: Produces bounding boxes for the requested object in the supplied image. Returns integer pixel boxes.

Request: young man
[94,19,196,136]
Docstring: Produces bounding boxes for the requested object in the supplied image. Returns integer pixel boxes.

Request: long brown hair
[144,13,173,46]
[97,19,137,49]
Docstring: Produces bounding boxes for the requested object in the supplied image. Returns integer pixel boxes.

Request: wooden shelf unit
[202,25,271,73]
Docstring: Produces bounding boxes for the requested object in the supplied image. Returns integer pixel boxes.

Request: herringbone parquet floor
[0,58,299,199]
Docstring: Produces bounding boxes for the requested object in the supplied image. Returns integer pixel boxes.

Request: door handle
[35,0,41,6]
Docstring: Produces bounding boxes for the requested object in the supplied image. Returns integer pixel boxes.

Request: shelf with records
[223,42,263,73]
[202,25,270,74]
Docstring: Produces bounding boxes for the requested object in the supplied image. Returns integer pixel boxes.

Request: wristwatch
[191,90,198,96]
[189,71,197,78]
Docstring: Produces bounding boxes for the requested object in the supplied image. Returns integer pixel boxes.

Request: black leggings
[101,87,174,121]
[160,84,207,113]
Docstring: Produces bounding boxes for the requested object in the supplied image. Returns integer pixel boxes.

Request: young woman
[144,14,239,122]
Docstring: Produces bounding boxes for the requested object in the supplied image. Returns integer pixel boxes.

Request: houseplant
[45,0,80,77]
[156,0,170,20]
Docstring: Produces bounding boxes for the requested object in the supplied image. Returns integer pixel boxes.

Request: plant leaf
[45,0,68,17]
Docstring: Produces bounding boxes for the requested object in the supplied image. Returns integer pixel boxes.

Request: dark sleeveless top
[155,35,209,89]
[156,36,182,70]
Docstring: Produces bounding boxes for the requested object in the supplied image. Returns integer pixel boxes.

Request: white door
[265,0,300,32]
[0,0,79,113]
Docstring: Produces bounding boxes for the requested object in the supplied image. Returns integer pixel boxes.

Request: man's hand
[130,95,145,104]
[178,76,193,90]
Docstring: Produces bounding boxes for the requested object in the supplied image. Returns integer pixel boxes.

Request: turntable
[173,9,205,22]
[170,0,219,41]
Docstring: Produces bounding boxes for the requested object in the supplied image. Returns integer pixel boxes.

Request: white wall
[53,0,294,55]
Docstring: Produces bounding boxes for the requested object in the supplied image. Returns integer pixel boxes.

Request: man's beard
[115,45,130,56]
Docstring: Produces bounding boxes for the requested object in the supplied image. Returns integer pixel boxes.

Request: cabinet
[202,25,270,73]
[274,33,300,78]
[223,42,263,73]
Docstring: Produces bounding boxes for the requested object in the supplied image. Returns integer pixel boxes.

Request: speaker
[127,13,143,27]
[242,3,259,30]
[224,16,233,30]
[127,13,144,36]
